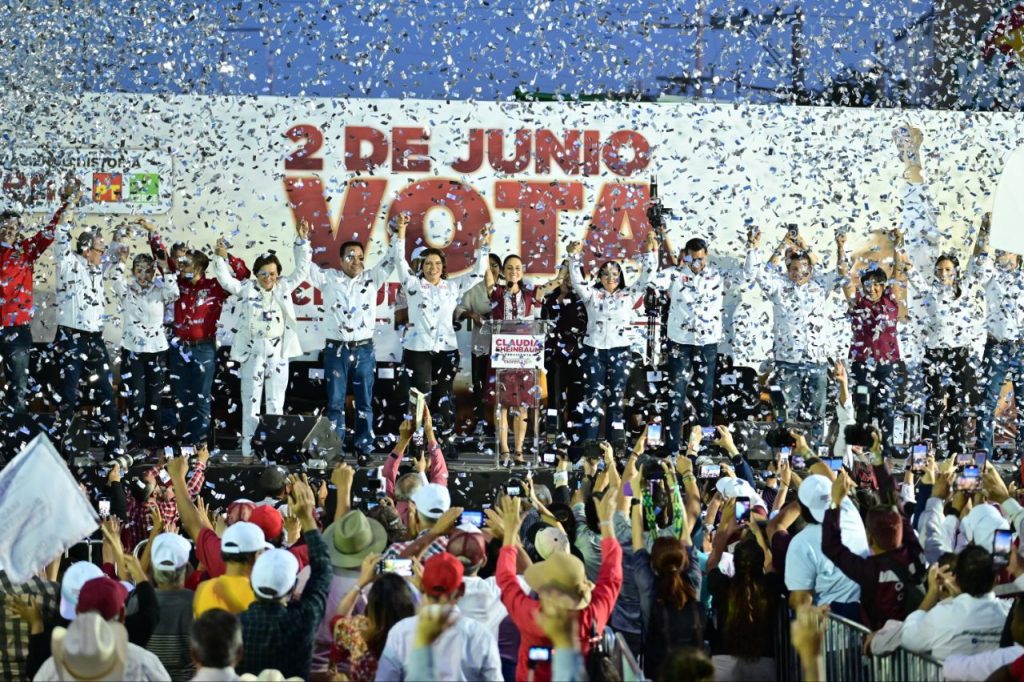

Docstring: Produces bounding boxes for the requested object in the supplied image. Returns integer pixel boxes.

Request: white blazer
[212,240,311,363]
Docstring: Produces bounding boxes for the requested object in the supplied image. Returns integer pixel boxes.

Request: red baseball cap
[447,529,487,569]
[250,505,284,542]
[421,552,464,597]
[75,577,129,621]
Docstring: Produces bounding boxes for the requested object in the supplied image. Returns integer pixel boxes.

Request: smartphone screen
[378,558,414,576]
[817,446,831,458]
[792,455,806,470]
[735,496,751,524]
[180,445,195,458]
[958,465,980,492]
[98,499,110,518]
[701,427,717,443]
[912,444,928,472]
[506,485,522,497]
[460,510,484,528]
[975,451,988,471]
[779,447,792,462]
[647,423,663,448]
[698,464,721,479]
[158,469,171,484]
[528,646,552,662]
[826,458,843,472]
[956,453,973,467]
[542,453,557,465]
[994,528,1013,565]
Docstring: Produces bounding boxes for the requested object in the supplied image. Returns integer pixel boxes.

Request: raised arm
[453,229,493,297]
[565,242,594,304]
[625,232,659,292]
[391,215,413,284]
[836,232,857,305]
[211,238,243,295]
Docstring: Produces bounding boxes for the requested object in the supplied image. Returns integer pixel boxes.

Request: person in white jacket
[110,248,179,449]
[212,222,311,462]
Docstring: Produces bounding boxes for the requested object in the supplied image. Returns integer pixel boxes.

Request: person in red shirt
[143,221,248,447]
[837,230,908,453]
[494,492,623,682]
[0,182,78,414]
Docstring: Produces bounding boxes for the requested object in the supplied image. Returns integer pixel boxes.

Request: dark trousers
[0,324,32,414]
[55,326,120,454]
[850,359,905,450]
[471,353,491,424]
[665,341,718,455]
[546,350,584,441]
[581,345,634,443]
[923,346,975,454]
[402,349,460,443]
[977,338,1024,454]
[120,349,165,447]
[167,339,217,446]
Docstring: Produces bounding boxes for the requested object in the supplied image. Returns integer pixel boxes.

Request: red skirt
[488,369,540,407]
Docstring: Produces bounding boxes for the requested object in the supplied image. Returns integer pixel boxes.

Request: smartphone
[701,427,717,443]
[647,423,663,448]
[505,485,521,497]
[825,458,843,473]
[958,465,980,492]
[792,455,806,470]
[542,452,557,465]
[180,445,195,458]
[735,496,751,525]
[975,451,988,471]
[956,453,973,468]
[460,510,484,528]
[528,646,552,663]
[911,444,928,472]
[158,469,171,484]
[698,463,721,479]
[779,447,792,462]
[163,446,174,459]
[994,528,1013,566]
[98,499,111,518]
[817,446,831,459]
[378,558,414,577]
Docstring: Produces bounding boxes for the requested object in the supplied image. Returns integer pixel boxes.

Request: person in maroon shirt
[837,230,909,453]
[0,181,78,414]
[143,221,249,447]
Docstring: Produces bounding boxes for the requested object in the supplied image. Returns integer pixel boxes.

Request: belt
[173,338,215,348]
[327,338,373,349]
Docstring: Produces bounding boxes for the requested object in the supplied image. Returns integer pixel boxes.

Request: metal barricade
[774,604,943,682]
[611,632,645,682]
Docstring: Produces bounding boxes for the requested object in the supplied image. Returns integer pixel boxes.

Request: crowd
[2,128,1024,681]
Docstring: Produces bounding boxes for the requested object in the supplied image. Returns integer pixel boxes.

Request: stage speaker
[251,415,343,464]
[731,420,818,461]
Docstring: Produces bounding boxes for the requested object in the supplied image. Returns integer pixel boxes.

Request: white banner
[491,332,545,369]
[3,93,1022,366]
[0,434,99,585]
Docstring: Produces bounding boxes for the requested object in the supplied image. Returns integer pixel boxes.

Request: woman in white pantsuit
[213,222,311,462]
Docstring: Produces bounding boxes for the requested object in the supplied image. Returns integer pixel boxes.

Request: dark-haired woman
[212,222,311,462]
[110,250,179,448]
[630,498,703,680]
[485,254,562,464]
[706,502,782,681]
[567,234,658,444]
[330,553,418,681]
[836,229,908,451]
[393,217,492,445]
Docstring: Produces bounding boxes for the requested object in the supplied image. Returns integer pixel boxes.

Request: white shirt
[943,645,1024,682]
[393,238,488,353]
[305,244,394,343]
[456,281,493,356]
[250,287,286,340]
[191,667,243,681]
[746,248,840,364]
[906,267,981,350]
[455,575,515,639]
[35,642,171,681]
[972,253,1024,342]
[569,252,655,350]
[110,268,179,352]
[901,592,1011,662]
[54,227,112,333]
[784,500,869,605]
[652,264,727,346]
[375,607,503,682]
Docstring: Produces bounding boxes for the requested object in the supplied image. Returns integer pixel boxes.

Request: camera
[844,423,877,449]
[505,477,526,498]
[765,426,796,449]
[109,453,135,471]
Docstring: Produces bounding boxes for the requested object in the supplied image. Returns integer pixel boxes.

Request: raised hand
[296,219,312,241]
[214,238,228,259]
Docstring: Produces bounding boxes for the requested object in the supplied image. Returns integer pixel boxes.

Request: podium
[483,319,551,467]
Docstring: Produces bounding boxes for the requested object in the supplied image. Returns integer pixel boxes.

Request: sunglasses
[256,270,278,278]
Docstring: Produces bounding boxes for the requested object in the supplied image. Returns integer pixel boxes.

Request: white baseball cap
[797,474,833,523]
[151,533,192,570]
[410,483,451,519]
[60,562,105,621]
[250,549,300,600]
[221,522,272,555]
[535,526,570,560]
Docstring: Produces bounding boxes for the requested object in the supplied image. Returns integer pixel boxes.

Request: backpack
[877,554,926,615]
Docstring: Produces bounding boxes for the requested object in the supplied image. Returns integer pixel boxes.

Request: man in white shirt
[747,229,840,443]
[54,226,122,458]
[654,236,743,455]
[902,545,1011,662]
[376,552,502,682]
[302,229,397,463]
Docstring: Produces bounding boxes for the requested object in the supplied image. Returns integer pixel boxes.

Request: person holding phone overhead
[567,233,658,446]
[392,214,492,448]
[836,228,909,453]
[211,221,311,463]
[483,253,562,465]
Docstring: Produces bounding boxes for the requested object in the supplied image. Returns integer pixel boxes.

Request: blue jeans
[581,345,634,442]
[977,339,1024,454]
[0,324,32,414]
[665,341,718,454]
[167,339,216,446]
[55,326,120,453]
[324,340,376,454]
[775,360,828,443]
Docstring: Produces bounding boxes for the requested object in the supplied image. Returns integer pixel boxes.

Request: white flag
[992,146,1024,256]
[0,434,99,584]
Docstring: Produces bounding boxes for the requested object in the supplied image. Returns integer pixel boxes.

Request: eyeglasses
[256,270,278,279]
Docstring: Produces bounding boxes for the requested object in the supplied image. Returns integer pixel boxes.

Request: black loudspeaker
[250,415,343,464]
